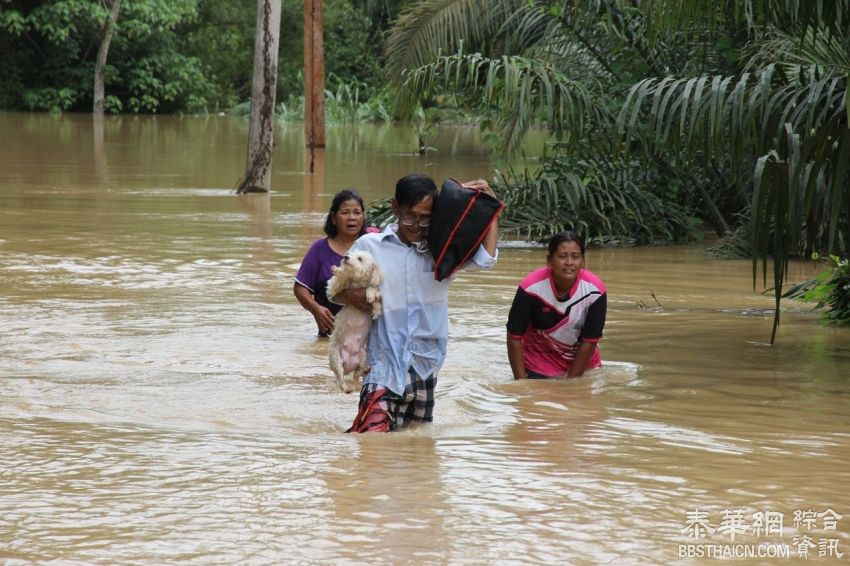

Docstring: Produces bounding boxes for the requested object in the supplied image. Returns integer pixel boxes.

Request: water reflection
[92,114,110,187]
[302,147,326,216]
[323,435,448,563]
[239,194,273,253]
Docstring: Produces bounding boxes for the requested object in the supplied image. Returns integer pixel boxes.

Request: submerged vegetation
[785,254,850,327]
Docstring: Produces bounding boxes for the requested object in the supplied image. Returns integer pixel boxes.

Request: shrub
[791,254,850,326]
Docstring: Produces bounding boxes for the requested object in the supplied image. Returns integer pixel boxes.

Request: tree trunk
[236,0,283,195]
[304,0,325,151]
[93,0,121,116]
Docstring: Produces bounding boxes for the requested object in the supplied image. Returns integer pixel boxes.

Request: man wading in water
[330,173,499,432]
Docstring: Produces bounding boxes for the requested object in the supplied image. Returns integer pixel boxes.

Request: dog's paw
[365,287,382,319]
[365,287,378,302]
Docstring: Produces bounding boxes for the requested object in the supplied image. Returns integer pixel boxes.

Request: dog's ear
[369,263,383,287]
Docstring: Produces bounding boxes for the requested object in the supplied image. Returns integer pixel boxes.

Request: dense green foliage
[386,0,749,245]
[786,254,850,327]
[385,0,850,339]
[4,0,849,336]
[0,0,213,112]
[496,150,702,245]
[0,0,388,113]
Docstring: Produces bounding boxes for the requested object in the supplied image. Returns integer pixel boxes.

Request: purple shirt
[295,238,344,315]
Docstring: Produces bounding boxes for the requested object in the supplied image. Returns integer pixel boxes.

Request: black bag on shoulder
[427,178,505,281]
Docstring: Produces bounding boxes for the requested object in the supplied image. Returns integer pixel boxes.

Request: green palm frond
[366,195,395,228]
[787,30,850,75]
[385,0,850,342]
[618,67,846,170]
[385,0,522,79]
[619,63,848,341]
[497,147,700,245]
[640,0,850,40]
[398,49,603,152]
[744,25,850,77]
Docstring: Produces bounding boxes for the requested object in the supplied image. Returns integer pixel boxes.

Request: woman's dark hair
[395,173,438,208]
[547,231,585,256]
[324,189,367,238]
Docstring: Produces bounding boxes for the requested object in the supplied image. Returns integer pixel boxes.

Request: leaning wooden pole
[236,0,282,194]
[304,0,325,154]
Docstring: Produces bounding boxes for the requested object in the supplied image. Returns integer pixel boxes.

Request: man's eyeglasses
[399,215,431,228]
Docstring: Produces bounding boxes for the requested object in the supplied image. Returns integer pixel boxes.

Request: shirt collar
[380,224,430,254]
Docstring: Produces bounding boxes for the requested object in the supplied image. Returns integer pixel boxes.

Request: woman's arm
[507,334,527,380]
[481,217,498,257]
[506,286,531,379]
[293,283,335,334]
[570,292,606,377]
[567,341,597,378]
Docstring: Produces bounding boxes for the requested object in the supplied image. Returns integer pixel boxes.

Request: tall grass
[275,76,393,123]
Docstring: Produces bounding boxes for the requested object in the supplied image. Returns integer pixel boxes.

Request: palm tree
[617,2,850,340]
[388,1,678,245]
[385,0,850,341]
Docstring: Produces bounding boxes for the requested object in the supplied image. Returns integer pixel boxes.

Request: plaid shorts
[346,367,437,433]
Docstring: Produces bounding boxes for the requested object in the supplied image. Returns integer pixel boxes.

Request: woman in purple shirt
[294,189,368,337]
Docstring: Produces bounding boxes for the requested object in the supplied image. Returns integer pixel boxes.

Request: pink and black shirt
[506,267,607,377]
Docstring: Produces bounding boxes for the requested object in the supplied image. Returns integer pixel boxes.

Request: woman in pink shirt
[506,231,607,379]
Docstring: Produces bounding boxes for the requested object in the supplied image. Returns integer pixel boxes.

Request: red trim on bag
[433,192,478,271]
[451,201,505,277]
[433,178,505,280]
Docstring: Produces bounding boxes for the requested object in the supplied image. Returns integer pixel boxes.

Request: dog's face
[332,250,379,286]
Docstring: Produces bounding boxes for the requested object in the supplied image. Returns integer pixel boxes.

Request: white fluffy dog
[326,250,383,393]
